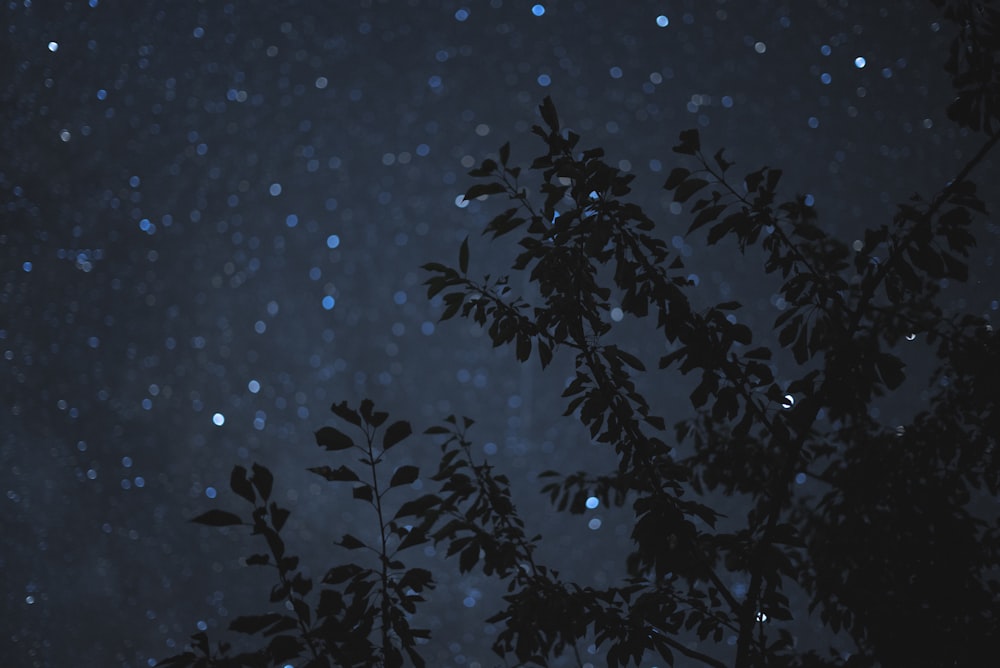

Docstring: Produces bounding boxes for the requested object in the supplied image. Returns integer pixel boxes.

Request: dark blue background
[2,1,996,666]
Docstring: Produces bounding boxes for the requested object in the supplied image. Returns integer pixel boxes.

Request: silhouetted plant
[160,3,1000,666]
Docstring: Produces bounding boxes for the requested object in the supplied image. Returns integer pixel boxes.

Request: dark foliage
[159,3,1000,666]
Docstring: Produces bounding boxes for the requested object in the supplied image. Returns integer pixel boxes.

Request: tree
[158,2,1000,666]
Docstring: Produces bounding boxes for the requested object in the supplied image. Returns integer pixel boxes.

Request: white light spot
[905,332,916,341]
[754,41,766,54]
[212,412,225,426]
[585,496,599,509]
[781,394,795,409]
[854,56,866,69]
[656,15,669,28]
[248,379,260,393]
[48,41,59,52]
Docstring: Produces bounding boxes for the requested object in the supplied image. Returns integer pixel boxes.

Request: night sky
[2,1,997,666]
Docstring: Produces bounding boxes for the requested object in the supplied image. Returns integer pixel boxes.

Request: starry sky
[2,1,997,666]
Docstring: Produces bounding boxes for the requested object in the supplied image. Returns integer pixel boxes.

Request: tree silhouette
[158,2,999,666]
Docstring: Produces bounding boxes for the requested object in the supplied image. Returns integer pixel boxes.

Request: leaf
[395,494,442,519]
[673,128,700,155]
[766,168,783,192]
[338,534,366,550]
[714,147,734,172]
[458,236,470,274]
[229,613,287,635]
[190,510,243,527]
[688,204,726,233]
[315,426,354,451]
[663,167,690,190]
[267,635,301,663]
[360,398,389,427]
[459,543,480,573]
[270,504,290,532]
[324,563,363,584]
[539,95,559,131]
[307,465,361,483]
[617,349,646,371]
[390,465,420,488]
[245,553,269,566]
[353,485,374,502]
[399,567,434,592]
[537,340,553,369]
[230,466,255,504]
[383,420,413,451]
[251,463,273,501]
[673,178,710,203]
[516,332,531,362]
[329,400,361,426]
[463,182,506,201]
[499,141,510,166]
[876,353,906,390]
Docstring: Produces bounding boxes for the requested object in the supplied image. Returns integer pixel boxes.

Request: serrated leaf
[673,128,700,155]
[190,510,243,527]
[360,399,389,427]
[329,400,361,426]
[390,465,420,488]
[382,420,412,451]
[714,147,733,172]
[315,426,354,451]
